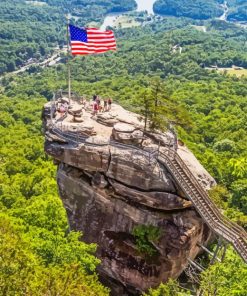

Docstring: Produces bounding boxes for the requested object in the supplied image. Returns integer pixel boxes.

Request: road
[13,48,67,75]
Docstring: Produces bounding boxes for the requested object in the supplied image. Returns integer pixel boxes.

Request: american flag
[69,24,116,55]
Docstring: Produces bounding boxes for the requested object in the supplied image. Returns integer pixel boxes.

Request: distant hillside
[0,0,136,74]
[153,0,247,21]
[227,0,247,21]
[153,0,224,20]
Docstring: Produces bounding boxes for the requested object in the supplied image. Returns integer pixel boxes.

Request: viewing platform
[43,90,179,150]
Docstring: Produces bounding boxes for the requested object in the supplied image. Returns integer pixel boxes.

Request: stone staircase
[158,150,247,263]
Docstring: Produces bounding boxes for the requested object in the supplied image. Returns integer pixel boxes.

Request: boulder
[110,179,192,210]
[107,146,176,192]
[97,113,119,126]
[177,145,216,190]
[112,123,144,145]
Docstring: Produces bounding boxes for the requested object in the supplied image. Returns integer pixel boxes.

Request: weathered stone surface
[45,131,68,144]
[112,123,144,145]
[114,123,136,133]
[68,104,82,114]
[60,97,70,104]
[44,140,110,173]
[146,131,175,147]
[110,179,192,210]
[57,167,212,293]
[177,145,216,190]
[86,135,109,145]
[97,113,119,126]
[54,122,94,136]
[107,146,176,192]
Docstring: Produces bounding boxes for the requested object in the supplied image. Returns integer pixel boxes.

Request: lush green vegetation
[145,248,247,295]
[227,0,247,21]
[1,1,247,295]
[132,225,161,257]
[153,0,247,21]
[0,0,62,73]
[153,0,223,20]
[0,0,136,74]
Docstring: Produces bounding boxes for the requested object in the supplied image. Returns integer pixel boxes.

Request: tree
[136,78,192,133]
[144,279,190,296]
[137,88,153,132]
[199,249,247,296]
[6,61,15,72]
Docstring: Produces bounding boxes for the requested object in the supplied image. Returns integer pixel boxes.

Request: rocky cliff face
[43,100,215,294]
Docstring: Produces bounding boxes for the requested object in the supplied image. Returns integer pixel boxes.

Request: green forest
[0,0,136,74]
[154,0,247,21]
[1,0,247,295]
[154,0,224,20]
[227,0,247,21]
[0,0,246,74]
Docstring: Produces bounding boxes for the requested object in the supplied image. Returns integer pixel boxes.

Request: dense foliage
[153,0,223,20]
[154,0,247,21]
[145,248,247,295]
[1,0,247,294]
[227,0,247,21]
[132,225,161,257]
[0,0,136,74]
[0,0,62,73]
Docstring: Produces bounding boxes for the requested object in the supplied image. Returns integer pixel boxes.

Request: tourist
[99,100,103,113]
[96,96,101,111]
[59,103,66,117]
[92,101,98,116]
[103,99,108,112]
[108,98,112,111]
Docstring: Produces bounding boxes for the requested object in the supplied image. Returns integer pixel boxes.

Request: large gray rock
[43,101,215,294]
[110,179,192,210]
[112,123,144,145]
[107,146,176,192]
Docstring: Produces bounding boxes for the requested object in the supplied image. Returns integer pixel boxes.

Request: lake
[101,0,156,30]
[136,0,156,14]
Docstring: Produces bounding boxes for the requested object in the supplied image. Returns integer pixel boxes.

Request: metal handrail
[173,152,246,237]
[157,151,247,262]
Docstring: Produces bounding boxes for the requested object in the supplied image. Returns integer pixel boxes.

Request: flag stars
[69,24,88,43]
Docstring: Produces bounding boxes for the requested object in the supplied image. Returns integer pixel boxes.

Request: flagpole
[66,15,71,103]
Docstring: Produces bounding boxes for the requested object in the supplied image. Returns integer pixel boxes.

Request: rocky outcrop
[43,101,215,294]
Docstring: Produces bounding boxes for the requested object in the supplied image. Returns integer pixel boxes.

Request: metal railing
[158,151,247,263]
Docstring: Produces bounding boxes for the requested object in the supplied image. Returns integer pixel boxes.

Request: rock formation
[43,99,215,295]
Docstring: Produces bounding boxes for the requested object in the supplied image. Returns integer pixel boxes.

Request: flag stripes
[69,24,116,55]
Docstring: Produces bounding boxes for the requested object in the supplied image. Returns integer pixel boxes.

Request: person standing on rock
[103,99,108,112]
[92,101,98,116]
[108,98,112,111]
[96,96,101,112]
